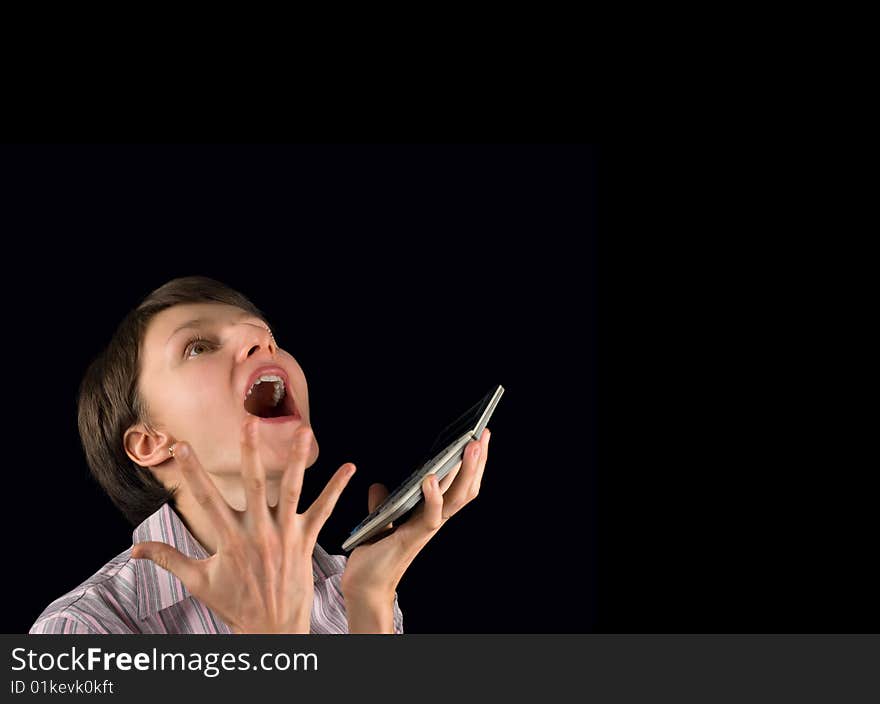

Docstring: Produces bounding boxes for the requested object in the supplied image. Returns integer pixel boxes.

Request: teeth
[246,374,287,406]
[271,381,285,406]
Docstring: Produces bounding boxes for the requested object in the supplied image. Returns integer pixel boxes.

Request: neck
[171,476,283,555]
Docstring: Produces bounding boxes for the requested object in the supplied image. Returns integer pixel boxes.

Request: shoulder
[29,546,141,635]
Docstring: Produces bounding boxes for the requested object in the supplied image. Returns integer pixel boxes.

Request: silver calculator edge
[342,385,504,552]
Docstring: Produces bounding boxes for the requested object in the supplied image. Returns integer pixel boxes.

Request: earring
[168,444,176,458]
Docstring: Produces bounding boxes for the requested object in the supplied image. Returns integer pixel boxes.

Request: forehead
[143,302,256,351]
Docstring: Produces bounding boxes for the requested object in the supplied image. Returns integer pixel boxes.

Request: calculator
[342,384,504,552]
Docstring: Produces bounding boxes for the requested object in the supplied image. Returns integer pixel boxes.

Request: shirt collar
[131,502,210,621]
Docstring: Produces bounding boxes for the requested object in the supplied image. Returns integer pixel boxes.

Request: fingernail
[176,443,190,460]
[473,445,481,458]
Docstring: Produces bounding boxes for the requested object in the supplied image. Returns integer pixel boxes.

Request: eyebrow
[165,313,262,345]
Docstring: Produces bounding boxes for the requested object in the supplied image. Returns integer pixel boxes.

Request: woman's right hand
[131,417,356,633]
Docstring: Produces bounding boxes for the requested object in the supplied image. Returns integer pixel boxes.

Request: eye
[184,335,216,359]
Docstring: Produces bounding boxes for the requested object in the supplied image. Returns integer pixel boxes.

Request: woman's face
[134,301,317,478]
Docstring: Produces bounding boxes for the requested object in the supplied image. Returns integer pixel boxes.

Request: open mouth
[243,374,299,421]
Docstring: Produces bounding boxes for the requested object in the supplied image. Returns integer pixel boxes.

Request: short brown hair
[77,276,267,526]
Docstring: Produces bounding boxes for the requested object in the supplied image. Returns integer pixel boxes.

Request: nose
[238,324,277,362]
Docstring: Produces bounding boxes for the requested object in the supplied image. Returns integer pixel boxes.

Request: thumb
[368,483,389,513]
[369,483,394,531]
[131,541,201,592]
[419,473,445,531]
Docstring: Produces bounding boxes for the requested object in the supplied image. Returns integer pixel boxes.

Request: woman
[30,276,491,634]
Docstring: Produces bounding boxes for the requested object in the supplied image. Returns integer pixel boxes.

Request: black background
[1,144,873,635]
[1,144,597,634]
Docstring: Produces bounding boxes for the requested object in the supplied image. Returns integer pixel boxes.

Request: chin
[252,431,319,474]
[308,437,319,468]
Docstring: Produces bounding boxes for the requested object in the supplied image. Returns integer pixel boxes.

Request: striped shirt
[30,502,404,634]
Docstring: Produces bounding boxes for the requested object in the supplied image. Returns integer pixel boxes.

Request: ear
[124,422,173,468]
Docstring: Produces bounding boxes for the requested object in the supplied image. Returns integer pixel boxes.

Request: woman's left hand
[340,428,492,602]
